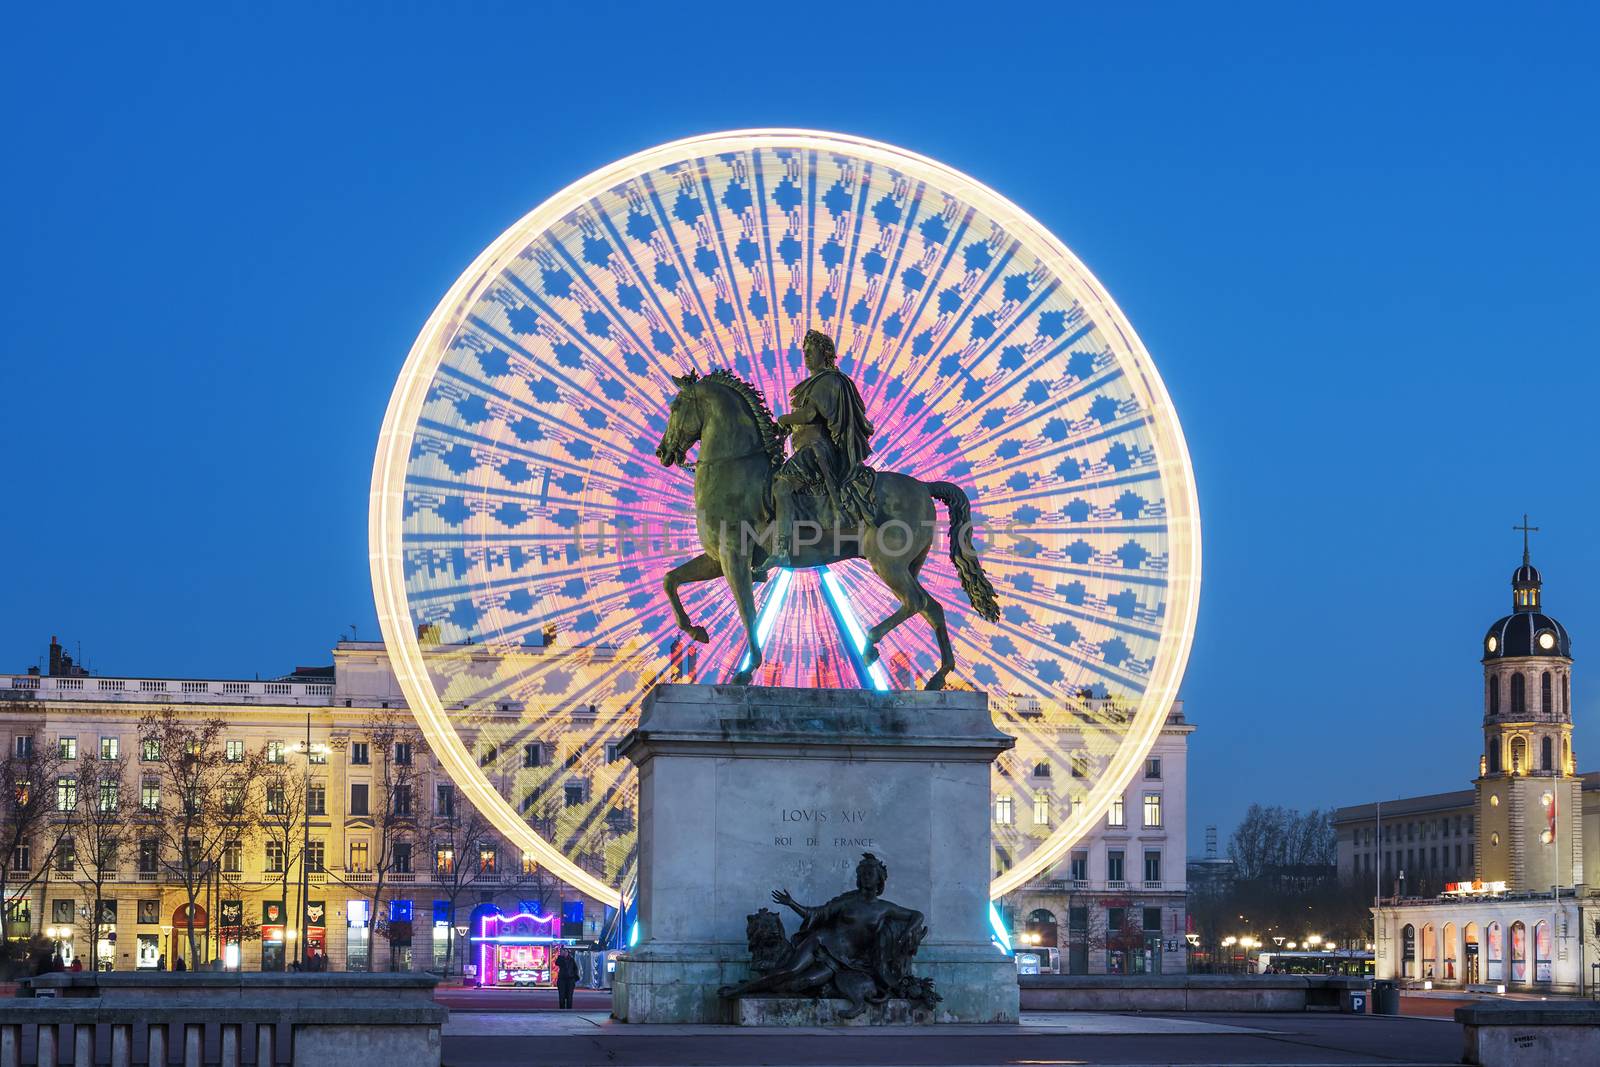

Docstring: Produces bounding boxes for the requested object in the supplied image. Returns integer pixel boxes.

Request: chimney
[48,636,63,677]
[1205,825,1218,860]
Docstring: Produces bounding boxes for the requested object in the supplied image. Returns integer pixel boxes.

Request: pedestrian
[157,954,166,972]
[174,957,187,972]
[69,958,83,972]
[554,948,578,1009]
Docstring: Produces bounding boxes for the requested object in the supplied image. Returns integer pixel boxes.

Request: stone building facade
[1333,538,1600,995]
[997,698,1192,974]
[0,639,617,973]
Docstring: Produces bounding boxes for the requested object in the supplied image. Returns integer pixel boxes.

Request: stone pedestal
[611,683,1018,1024]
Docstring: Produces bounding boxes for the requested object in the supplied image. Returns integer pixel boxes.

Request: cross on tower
[1513,513,1539,565]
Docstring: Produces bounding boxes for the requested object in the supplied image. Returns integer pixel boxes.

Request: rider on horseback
[771,330,874,566]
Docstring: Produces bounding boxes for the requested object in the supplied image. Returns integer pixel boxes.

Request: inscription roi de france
[775,807,875,849]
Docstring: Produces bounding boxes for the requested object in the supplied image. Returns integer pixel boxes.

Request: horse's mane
[701,368,784,470]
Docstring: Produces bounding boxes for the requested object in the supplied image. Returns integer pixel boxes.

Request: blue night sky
[4,4,1597,852]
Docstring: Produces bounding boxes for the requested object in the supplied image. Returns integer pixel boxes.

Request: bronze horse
[654,368,999,690]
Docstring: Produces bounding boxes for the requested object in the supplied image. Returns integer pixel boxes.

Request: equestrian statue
[653,329,999,690]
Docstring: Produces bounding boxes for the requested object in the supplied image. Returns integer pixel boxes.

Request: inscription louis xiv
[773,807,875,849]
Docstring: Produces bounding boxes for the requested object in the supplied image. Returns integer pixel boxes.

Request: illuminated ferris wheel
[370,130,1201,907]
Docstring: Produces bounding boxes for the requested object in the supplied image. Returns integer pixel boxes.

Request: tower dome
[1483,516,1571,660]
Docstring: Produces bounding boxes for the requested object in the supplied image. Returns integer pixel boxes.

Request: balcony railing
[0,675,336,706]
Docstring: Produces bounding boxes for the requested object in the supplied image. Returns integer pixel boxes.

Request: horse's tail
[927,481,1000,622]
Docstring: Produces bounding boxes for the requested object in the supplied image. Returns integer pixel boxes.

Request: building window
[565,782,586,808]
[98,780,119,813]
[394,742,413,766]
[521,853,538,876]
[306,840,325,873]
[1033,792,1050,825]
[141,738,160,762]
[1143,906,1162,931]
[1144,757,1162,779]
[222,839,242,874]
[13,736,32,759]
[55,840,75,873]
[349,841,370,873]
[435,847,455,875]
[265,841,285,873]
[138,839,159,875]
[1142,793,1163,828]
[1511,674,1525,716]
[266,785,286,815]
[478,847,497,874]
[1106,849,1125,883]
[10,846,29,873]
[995,795,1013,825]
[350,742,369,766]
[1107,797,1125,828]
[1541,736,1553,771]
[1488,739,1501,774]
[605,742,622,763]
[98,737,118,760]
[393,842,412,874]
[58,738,76,761]
[266,741,285,764]
[308,746,326,765]
[1541,671,1552,714]
[1032,761,1051,778]
[435,784,455,817]
[392,783,413,817]
[1069,851,1088,882]
[1070,756,1087,779]
[225,740,243,763]
[1144,850,1162,883]
[523,743,543,768]
[1108,906,1125,933]
[350,783,369,817]
[1488,676,1500,715]
[56,776,77,812]
[306,782,326,816]
[478,745,498,767]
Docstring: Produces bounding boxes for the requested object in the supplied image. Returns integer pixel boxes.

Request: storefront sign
[261,900,285,943]
[219,900,243,931]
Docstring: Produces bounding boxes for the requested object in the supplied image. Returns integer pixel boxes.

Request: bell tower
[1474,516,1580,891]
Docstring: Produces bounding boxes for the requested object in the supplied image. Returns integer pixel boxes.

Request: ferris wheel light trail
[371,129,1202,908]
[820,569,891,691]
[740,567,794,673]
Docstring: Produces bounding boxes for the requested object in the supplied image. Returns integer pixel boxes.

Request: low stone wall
[4,974,447,1066]
[1454,1002,1600,1066]
[1018,974,1368,1012]
[22,971,439,1002]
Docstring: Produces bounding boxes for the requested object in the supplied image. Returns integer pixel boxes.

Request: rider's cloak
[788,368,874,472]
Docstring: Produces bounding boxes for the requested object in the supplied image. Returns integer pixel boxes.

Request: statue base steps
[611,684,1019,1025]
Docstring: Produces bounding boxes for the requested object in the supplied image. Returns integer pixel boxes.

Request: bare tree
[424,800,549,975]
[0,734,68,941]
[258,761,306,970]
[1227,805,1336,882]
[64,749,128,970]
[138,709,264,966]
[336,713,422,972]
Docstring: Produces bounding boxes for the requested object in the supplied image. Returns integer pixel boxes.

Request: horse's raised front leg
[663,553,723,644]
[723,551,761,685]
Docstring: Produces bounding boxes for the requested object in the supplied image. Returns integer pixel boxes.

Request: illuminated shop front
[472,907,571,987]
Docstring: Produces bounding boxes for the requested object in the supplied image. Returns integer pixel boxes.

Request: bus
[1256,950,1373,977]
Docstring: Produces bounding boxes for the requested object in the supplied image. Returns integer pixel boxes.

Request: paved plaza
[441,1010,1464,1066]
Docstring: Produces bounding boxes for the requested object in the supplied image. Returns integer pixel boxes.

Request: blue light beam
[739,567,795,672]
[820,569,891,691]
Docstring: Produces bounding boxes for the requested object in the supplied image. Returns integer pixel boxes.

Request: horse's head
[655,369,703,468]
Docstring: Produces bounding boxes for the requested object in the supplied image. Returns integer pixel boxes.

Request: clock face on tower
[1538,631,1557,651]
[1486,635,1498,653]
